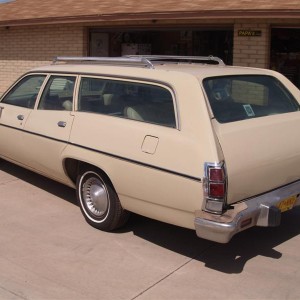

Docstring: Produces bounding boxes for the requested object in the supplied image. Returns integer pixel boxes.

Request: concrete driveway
[1,159,300,300]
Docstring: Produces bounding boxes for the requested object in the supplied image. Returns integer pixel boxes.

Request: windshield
[203,75,300,123]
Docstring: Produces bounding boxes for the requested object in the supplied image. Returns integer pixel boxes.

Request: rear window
[203,75,300,123]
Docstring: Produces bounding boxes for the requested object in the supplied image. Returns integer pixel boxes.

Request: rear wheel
[76,168,129,231]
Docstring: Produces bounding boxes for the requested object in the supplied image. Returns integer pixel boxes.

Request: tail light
[203,162,227,214]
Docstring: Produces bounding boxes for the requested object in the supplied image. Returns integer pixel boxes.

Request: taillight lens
[203,162,227,214]
[209,182,225,198]
[209,168,224,182]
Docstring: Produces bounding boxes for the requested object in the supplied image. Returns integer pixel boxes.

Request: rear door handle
[57,121,67,128]
[0,106,4,118]
[17,115,24,120]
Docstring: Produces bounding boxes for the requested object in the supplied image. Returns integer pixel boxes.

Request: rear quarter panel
[65,70,221,229]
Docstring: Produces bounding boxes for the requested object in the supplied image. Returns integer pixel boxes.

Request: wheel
[76,168,129,231]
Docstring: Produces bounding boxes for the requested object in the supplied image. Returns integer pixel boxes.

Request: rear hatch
[203,74,300,205]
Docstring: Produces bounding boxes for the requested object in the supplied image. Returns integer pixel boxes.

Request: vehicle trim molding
[0,123,201,182]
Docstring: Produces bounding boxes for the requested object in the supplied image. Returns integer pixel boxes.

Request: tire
[76,168,129,231]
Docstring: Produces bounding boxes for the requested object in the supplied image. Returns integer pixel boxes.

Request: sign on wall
[238,30,262,37]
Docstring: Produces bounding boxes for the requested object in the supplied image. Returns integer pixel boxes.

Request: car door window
[78,77,176,127]
[1,75,46,109]
[38,75,76,111]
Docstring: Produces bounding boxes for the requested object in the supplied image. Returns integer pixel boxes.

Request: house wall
[0,24,86,94]
[233,21,270,68]
[0,19,300,94]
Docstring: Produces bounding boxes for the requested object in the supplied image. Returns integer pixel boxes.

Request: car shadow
[0,159,76,204]
[121,208,300,274]
[1,159,300,274]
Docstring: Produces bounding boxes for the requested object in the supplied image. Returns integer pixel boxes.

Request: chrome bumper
[195,180,300,243]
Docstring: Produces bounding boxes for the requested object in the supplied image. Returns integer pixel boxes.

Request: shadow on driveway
[124,208,300,274]
[0,159,76,204]
[1,159,300,274]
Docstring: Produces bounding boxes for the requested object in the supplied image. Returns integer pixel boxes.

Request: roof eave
[1,9,300,27]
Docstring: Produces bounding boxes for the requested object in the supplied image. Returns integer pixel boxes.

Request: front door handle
[17,115,24,120]
[57,121,67,128]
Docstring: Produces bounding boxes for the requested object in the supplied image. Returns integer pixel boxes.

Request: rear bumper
[195,180,300,243]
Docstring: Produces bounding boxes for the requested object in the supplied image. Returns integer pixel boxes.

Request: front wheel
[76,169,129,231]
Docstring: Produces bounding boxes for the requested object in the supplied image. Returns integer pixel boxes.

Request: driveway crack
[131,244,214,300]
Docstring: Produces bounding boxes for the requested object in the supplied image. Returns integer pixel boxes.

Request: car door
[22,74,77,183]
[0,74,47,163]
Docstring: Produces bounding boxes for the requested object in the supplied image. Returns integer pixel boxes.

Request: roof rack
[125,55,225,66]
[53,56,154,69]
[53,55,225,68]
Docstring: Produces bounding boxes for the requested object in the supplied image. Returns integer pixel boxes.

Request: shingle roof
[0,0,300,26]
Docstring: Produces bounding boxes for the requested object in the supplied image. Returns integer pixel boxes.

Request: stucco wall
[0,24,86,94]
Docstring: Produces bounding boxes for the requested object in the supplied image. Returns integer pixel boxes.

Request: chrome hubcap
[82,175,109,217]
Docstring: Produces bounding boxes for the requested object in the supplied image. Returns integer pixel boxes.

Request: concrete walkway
[1,160,300,300]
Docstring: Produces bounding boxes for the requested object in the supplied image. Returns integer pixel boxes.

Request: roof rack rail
[53,56,154,69]
[53,55,225,68]
[124,55,225,66]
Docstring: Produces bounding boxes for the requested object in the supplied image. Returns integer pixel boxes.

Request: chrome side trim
[0,123,201,183]
[195,180,300,243]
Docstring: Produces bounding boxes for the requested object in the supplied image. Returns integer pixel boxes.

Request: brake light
[209,182,225,198]
[203,162,227,214]
[209,168,224,182]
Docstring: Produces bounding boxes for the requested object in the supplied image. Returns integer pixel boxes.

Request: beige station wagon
[0,56,299,243]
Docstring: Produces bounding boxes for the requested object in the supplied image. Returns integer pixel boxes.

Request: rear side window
[1,75,46,108]
[203,75,300,123]
[78,77,176,128]
[38,75,76,111]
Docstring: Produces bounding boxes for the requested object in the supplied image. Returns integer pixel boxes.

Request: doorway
[271,28,300,88]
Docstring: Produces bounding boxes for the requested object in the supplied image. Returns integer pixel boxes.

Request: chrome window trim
[31,70,181,130]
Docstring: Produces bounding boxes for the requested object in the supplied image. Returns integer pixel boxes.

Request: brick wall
[0,24,86,94]
[233,21,270,68]
[1,19,299,94]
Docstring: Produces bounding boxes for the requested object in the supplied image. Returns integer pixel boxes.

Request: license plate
[277,195,297,212]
